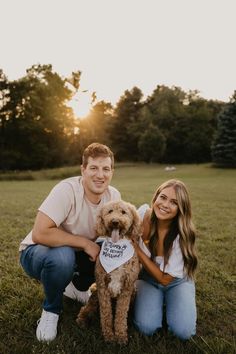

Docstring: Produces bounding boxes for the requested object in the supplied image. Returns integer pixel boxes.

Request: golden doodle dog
[77,200,142,344]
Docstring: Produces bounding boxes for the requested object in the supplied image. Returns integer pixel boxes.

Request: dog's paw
[103,330,115,343]
[114,328,128,345]
[115,334,128,345]
[89,282,97,293]
[76,316,88,328]
[104,335,116,343]
[76,307,91,328]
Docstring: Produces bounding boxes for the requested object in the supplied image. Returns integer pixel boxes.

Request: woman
[133,179,198,340]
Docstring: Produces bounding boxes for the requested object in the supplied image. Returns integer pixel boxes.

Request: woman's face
[153,186,179,222]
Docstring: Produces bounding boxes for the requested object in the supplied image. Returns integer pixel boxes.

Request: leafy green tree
[78,100,113,150]
[212,92,236,167]
[138,124,166,163]
[0,64,77,170]
[139,86,187,162]
[0,73,32,169]
[162,96,223,163]
[138,86,223,163]
[182,97,223,163]
[110,87,143,160]
[0,70,10,157]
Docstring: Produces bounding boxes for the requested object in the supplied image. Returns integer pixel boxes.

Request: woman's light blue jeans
[20,245,76,314]
[133,270,197,340]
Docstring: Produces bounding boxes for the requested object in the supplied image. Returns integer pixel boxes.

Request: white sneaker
[63,282,91,304]
[36,310,59,342]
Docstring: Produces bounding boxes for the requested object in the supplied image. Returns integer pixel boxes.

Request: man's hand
[83,239,100,261]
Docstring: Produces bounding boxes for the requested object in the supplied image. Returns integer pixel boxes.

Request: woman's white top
[137,204,185,278]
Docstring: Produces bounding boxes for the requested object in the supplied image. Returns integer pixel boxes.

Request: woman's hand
[131,235,173,286]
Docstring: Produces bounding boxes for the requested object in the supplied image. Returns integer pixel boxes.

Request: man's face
[81,156,113,199]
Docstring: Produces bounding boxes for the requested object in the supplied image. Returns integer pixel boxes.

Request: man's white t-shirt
[19,176,121,251]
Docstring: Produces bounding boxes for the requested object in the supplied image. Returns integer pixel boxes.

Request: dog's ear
[128,203,142,240]
[95,208,106,236]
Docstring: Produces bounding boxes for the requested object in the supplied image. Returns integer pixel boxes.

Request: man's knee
[45,246,75,273]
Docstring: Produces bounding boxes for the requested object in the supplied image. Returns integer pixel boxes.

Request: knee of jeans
[46,246,75,275]
[169,322,196,340]
[133,318,160,336]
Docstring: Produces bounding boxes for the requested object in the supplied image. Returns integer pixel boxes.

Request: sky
[1,0,236,115]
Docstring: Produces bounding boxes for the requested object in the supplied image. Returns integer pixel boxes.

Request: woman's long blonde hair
[149,179,198,278]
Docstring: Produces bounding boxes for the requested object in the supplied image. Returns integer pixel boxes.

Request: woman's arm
[134,209,174,286]
[134,242,173,286]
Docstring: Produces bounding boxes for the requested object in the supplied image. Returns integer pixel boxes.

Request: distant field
[0,163,235,354]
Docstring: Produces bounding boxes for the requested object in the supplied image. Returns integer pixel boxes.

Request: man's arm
[32,211,100,261]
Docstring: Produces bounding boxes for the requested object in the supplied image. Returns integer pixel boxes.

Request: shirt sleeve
[137,203,149,221]
[114,189,121,201]
[138,237,151,257]
[109,186,121,201]
[159,235,185,278]
[38,181,74,227]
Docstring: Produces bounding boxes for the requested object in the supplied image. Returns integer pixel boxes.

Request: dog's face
[96,200,142,242]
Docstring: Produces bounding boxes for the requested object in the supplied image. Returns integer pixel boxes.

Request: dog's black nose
[112,220,119,228]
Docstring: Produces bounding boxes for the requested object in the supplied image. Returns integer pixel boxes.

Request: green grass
[0,163,235,354]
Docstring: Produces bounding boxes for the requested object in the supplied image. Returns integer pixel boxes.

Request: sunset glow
[1,1,236,104]
[68,92,92,119]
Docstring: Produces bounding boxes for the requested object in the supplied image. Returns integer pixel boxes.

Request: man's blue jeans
[133,270,197,340]
[20,245,78,314]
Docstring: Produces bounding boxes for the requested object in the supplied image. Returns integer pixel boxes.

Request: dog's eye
[121,210,126,214]
[108,209,113,214]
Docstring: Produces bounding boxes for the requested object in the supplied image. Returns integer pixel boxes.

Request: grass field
[0,163,235,354]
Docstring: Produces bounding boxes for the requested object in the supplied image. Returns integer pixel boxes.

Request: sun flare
[68,92,91,119]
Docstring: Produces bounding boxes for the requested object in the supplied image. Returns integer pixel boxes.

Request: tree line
[0,64,235,170]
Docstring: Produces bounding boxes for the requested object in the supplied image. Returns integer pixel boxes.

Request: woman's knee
[133,318,161,336]
[133,279,163,336]
[167,305,196,340]
[166,279,196,340]
[168,321,196,340]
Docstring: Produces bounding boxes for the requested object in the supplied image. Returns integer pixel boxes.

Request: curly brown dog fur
[77,200,141,344]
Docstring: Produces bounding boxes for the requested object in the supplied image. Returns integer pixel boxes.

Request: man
[19,143,121,342]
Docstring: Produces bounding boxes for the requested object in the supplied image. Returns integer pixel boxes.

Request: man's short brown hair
[82,143,114,168]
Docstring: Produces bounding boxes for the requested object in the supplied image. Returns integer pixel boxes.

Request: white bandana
[99,239,134,273]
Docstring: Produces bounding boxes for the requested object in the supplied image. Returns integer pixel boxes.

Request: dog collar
[99,239,134,273]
